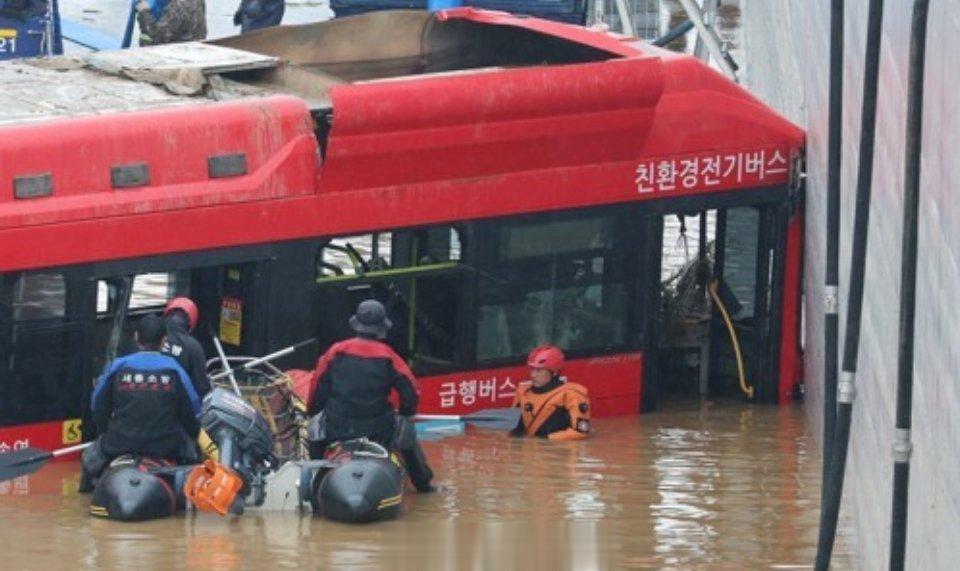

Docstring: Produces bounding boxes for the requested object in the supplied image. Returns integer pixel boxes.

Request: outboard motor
[186,388,275,515]
[313,439,405,523]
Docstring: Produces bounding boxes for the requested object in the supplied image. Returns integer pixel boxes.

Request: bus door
[708,203,792,404]
[654,200,793,405]
[85,256,274,406]
[656,196,797,403]
[89,262,269,365]
[315,226,467,375]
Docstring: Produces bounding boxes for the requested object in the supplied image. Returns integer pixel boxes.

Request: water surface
[0,402,852,569]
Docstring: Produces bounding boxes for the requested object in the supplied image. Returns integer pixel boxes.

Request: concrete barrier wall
[740,1,960,568]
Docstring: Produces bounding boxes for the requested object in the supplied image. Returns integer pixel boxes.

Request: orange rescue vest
[513,380,590,441]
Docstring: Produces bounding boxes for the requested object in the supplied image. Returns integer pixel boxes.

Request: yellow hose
[708,280,754,399]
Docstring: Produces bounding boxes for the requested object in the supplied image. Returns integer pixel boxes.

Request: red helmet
[164,297,199,331]
[527,345,564,373]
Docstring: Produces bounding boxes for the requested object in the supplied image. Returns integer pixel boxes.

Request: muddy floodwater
[0,401,851,569]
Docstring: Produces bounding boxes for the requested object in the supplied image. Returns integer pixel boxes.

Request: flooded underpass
[0,3,861,568]
[0,402,852,569]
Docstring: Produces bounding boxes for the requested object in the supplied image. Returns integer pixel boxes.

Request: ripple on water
[0,402,852,569]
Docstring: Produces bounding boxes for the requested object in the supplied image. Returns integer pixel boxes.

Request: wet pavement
[0,401,851,569]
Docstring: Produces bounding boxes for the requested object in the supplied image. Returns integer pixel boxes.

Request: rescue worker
[135,0,207,46]
[510,345,591,441]
[233,0,284,33]
[162,297,211,397]
[80,315,201,491]
[307,299,435,492]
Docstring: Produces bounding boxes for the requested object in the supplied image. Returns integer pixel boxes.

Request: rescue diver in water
[80,315,202,491]
[510,345,591,441]
[307,300,436,492]
[162,297,211,397]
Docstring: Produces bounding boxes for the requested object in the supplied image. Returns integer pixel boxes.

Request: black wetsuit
[162,316,211,397]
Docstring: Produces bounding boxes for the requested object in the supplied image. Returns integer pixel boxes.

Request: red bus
[0,9,804,452]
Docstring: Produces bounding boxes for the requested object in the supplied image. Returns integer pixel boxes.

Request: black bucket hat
[349,300,392,339]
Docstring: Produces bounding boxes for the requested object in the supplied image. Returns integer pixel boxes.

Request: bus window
[7,272,66,321]
[0,271,84,427]
[499,217,612,260]
[97,272,190,314]
[318,233,393,279]
[477,215,629,362]
[723,207,760,318]
[316,226,465,374]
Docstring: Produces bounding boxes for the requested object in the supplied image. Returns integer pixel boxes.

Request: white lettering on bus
[636,148,790,194]
[438,376,517,409]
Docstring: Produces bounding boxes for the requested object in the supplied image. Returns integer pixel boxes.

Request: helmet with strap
[527,345,564,373]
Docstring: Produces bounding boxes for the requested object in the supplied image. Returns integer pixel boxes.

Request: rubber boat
[88,389,405,523]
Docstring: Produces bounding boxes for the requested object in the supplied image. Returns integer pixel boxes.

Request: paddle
[0,442,91,483]
[209,338,317,382]
[415,407,520,431]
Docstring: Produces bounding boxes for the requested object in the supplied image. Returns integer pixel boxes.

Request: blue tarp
[330,0,588,25]
[60,18,122,51]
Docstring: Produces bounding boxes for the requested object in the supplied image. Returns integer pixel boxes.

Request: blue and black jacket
[91,351,201,460]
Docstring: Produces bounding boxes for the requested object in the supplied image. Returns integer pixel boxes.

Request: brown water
[0,401,851,570]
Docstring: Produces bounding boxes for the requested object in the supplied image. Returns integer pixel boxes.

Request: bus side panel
[418,352,642,417]
[778,209,803,403]
[0,96,317,231]
[0,419,82,459]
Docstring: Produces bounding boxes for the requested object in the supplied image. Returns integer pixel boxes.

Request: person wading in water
[510,345,591,441]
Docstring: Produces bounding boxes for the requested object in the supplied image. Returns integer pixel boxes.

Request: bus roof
[0,9,804,272]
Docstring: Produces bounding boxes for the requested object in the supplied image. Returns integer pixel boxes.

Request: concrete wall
[740,1,960,568]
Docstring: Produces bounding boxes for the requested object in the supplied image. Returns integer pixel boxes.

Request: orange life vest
[513,379,590,441]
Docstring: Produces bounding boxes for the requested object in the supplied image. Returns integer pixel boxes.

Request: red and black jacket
[307,337,420,422]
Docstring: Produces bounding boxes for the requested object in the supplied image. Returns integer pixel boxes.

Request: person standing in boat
[80,315,202,491]
[510,345,591,441]
[306,299,436,493]
[135,0,207,46]
[162,297,211,397]
[233,0,284,33]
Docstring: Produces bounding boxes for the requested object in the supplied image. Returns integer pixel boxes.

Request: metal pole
[693,0,716,60]
[593,0,606,29]
[676,0,737,80]
[821,0,843,519]
[889,2,930,568]
[815,1,885,568]
[105,277,133,365]
[614,0,636,35]
[211,332,243,397]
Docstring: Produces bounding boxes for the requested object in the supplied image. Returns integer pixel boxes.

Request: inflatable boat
[88,389,405,523]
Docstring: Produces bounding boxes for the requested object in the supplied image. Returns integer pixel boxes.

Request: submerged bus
[0,9,804,452]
